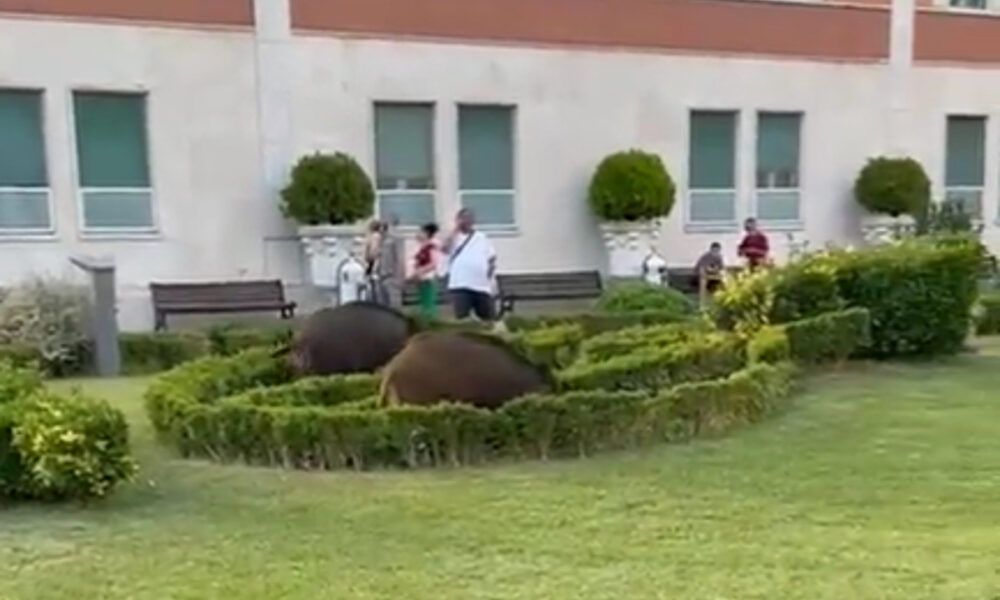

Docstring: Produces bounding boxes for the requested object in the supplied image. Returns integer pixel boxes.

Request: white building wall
[1,12,999,329]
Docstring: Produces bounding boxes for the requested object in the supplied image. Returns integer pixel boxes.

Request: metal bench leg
[154,311,167,332]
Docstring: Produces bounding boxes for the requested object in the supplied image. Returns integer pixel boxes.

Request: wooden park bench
[150,280,296,331]
[496,270,603,316]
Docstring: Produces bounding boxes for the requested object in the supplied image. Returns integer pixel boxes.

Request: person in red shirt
[738,218,770,270]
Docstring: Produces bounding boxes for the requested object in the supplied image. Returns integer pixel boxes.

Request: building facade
[1,0,1000,329]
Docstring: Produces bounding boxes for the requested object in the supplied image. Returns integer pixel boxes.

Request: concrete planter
[599,220,661,278]
[861,214,915,246]
[298,224,365,290]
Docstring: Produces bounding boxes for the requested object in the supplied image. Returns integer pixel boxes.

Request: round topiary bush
[596,282,695,317]
[854,156,931,217]
[588,150,676,222]
[280,152,375,225]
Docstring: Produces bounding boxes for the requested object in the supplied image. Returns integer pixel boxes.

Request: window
[0,90,51,234]
[755,112,802,224]
[689,111,738,226]
[950,0,986,9]
[945,115,986,219]
[374,103,435,226]
[458,105,515,227]
[73,92,154,232]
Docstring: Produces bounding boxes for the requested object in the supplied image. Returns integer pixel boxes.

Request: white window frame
[457,104,518,233]
[372,101,438,228]
[68,88,158,239]
[753,112,804,231]
[0,187,56,238]
[686,110,740,233]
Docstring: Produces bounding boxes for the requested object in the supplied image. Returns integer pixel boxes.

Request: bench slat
[150,279,295,330]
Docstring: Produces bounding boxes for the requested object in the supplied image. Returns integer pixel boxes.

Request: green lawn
[3,345,1000,599]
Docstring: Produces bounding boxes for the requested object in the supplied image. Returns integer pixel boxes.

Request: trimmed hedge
[784,308,872,365]
[558,333,745,392]
[120,332,210,375]
[747,326,791,365]
[595,283,694,317]
[145,347,293,439]
[512,324,586,370]
[831,240,979,357]
[975,293,1000,336]
[160,362,793,470]
[580,321,709,363]
[506,310,692,336]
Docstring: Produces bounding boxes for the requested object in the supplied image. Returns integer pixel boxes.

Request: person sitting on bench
[695,242,725,305]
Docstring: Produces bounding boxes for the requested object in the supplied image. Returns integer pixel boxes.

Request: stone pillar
[253,0,294,197]
[70,256,120,377]
[888,0,915,156]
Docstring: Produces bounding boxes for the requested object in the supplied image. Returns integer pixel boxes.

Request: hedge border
[151,359,794,471]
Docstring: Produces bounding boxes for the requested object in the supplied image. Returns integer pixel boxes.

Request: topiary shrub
[280,152,375,225]
[854,156,931,217]
[596,282,695,316]
[588,150,676,222]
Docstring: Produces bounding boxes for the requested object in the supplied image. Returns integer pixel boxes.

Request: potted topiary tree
[854,156,930,245]
[588,150,676,278]
[281,152,375,291]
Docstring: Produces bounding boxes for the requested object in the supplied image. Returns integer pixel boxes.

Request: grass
[3,346,1000,599]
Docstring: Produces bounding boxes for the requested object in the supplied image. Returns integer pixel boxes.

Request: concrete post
[253,0,294,197]
[70,256,121,377]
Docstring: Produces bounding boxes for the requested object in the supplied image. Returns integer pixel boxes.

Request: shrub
[0,344,43,371]
[280,152,374,226]
[206,323,295,356]
[784,308,871,365]
[0,277,91,376]
[222,374,379,408]
[588,150,676,222]
[0,360,43,405]
[854,156,931,217]
[558,333,745,392]
[10,391,136,501]
[916,199,976,236]
[975,293,1000,335]
[747,326,790,365]
[120,332,210,375]
[829,240,979,357]
[596,282,695,316]
[769,259,844,323]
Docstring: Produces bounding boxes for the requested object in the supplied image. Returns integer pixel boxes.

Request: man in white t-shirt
[443,208,497,321]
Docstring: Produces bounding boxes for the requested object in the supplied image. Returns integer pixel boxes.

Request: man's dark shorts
[451,288,495,321]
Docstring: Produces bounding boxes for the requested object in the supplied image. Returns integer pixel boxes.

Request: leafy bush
[280,152,374,226]
[120,332,210,375]
[784,308,871,365]
[222,374,379,408]
[711,269,775,333]
[829,240,979,357]
[0,360,43,405]
[596,282,695,316]
[747,327,790,365]
[10,391,135,501]
[558,333,745,392]
[854,156,931,217]
[588,150,676,222]
[163,363,793,470]
[975,293,1000,336]
[0,344,42,371]
[769,260,844,323]
[0,277,91,376]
